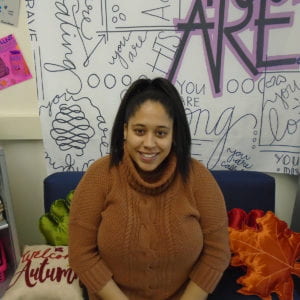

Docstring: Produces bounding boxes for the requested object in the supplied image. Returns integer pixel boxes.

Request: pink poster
[0,34,32,90]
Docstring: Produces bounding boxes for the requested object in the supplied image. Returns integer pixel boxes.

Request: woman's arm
[97,279,129,300]
[69,158,115,294]
[188,161,231,293]
[180,280,208,300]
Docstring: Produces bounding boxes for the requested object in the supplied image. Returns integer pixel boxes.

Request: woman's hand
[97,279,129,300]
[180,280,208,300]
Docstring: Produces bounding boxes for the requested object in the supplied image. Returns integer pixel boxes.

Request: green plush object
[65,190,74,210]
[39,190,74,246]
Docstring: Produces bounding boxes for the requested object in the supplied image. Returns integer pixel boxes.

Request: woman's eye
[134,129,145,135]
[156,131,167,137]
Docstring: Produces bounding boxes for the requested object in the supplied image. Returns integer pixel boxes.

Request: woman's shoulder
[85,154,112,175]
[190,158,209,173]
[188,158,223,198]
[189,158,216,182]
[78,155,114,192]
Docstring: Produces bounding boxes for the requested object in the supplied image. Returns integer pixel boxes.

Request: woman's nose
[143,133,155,147]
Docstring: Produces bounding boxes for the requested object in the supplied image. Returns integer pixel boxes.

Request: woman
[69,77,230,300]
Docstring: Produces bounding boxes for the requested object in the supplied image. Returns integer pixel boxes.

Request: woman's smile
[139,152,159,162]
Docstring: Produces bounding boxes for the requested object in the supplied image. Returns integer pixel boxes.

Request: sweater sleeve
[189,161,231,293]
[68,157,113,293]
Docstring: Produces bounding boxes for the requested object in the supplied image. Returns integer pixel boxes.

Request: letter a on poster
[0,34,32,91]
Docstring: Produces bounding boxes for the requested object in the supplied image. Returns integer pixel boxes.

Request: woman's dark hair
[110,77,191,179]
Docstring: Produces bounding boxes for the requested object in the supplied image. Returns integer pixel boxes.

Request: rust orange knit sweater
[69,148,230,300]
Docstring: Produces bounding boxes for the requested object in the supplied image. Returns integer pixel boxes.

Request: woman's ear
[123,123,128,140]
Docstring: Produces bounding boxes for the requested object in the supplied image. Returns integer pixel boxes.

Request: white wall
[270,173,298,226]
[0,1,298,250]
[0,141,46,247]
[0,2,47,248]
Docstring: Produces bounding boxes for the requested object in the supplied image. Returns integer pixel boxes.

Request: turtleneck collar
[120,144,177,195]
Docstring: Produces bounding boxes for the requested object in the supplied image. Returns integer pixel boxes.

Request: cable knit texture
[69,148,230,300]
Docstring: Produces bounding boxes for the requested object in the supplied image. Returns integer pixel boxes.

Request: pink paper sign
[0,34,32,91]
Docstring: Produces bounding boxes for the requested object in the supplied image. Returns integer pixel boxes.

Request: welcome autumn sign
[3,245,83,299]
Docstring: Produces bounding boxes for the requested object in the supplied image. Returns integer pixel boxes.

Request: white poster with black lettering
[26,0,300,175]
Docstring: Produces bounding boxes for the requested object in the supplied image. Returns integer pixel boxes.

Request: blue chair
[43,170,300,300]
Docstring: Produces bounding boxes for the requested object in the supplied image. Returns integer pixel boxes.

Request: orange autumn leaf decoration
[229,211,300,300]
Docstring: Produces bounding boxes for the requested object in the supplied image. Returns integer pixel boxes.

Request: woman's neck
[133,156,170,183]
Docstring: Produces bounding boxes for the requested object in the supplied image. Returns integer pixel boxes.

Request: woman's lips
[139,152,158,162]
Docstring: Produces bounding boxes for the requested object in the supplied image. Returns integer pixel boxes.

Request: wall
[0,1,298,250]
[270,173,298,226]
[0,2,47,248]
[0,141,46,248]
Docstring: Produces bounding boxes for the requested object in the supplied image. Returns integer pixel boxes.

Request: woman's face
[124,100,174,172]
